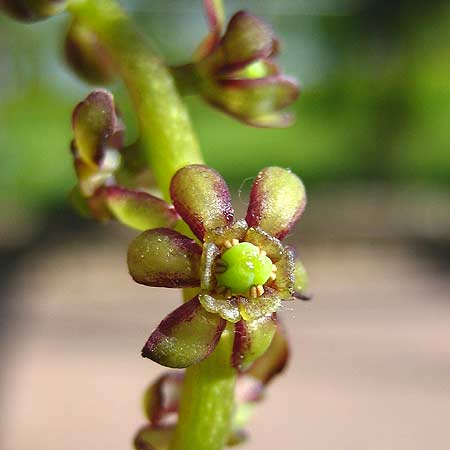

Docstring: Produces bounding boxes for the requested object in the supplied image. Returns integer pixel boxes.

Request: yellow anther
[259,249,267,257]
[224,240,232,248]
[269,272,277,281]
[256,285,265,296]
[231,238,240,246]
[250,286,258,298]
[272,264,278,272]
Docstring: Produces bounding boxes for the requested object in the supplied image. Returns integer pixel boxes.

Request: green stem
[68,2,236,450]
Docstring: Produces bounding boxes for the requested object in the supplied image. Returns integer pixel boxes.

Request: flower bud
[173,6,299,127]
[0,0,65,22]
[65,20,116,84]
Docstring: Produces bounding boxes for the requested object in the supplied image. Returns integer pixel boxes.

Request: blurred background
[1,0,449,449]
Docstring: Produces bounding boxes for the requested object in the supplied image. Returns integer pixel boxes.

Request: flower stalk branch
[67,1,237,449]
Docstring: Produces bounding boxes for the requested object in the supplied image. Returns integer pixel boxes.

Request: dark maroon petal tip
[72,89,122,167]
[170,164,234,241]
[142,297,227,368]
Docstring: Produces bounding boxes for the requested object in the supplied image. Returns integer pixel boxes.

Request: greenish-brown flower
[127,164,309,369]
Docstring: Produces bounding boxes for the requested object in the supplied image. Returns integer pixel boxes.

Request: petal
[143,372,184,425]
[232,315,277,371]
[65,20,115,84]
[244,111,295,128]
[128,228,202,288]
[199,292,241,323]
[247,318,290,385]
[217,75,299,117]
[237,287,281,321]
[142,296,226,368]
[246,167,306,240]
[134,425,173,450]
[170,165,234,241]
[220,11,276,70]
[72,89,123,167]
[102,186,179,231]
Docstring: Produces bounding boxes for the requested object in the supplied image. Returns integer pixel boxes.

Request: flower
[127,164,308,369]
[172,0,299,128]
[134,322,290,449]
[0,0,65,22]
[69,90,179,231]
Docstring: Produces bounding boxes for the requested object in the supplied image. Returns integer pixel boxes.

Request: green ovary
[216,242,273,295]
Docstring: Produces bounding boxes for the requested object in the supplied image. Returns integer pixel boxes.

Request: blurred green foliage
[0,0,449,215]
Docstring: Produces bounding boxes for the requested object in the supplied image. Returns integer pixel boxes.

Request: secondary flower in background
[0,0,65,21]
[134,323,290,450]
[172,0,299,127]
[69,90,179,231]
[127,164,308,369]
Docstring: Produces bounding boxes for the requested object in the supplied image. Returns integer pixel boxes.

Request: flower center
[216,242,274,296]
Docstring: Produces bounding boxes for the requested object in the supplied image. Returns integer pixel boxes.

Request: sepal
[141,296,226,368]
[128,228,202,288]
[0,0,65,22]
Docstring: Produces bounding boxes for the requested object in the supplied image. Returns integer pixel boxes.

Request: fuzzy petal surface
[72,90,122,167]
[246,166,306,240]
[128,228,202,288]
[247,318,290,385]
[220,11,275,70]
[232,315,277,371]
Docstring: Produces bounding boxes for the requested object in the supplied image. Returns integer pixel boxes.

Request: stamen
[269,272,277,281]
[216,285,226,294]
[272,264,278,272]
[250,286,258,298]
[256,285,265,296]
[231,238,239,246]
[224,240,232,248]
[259,249,267,257]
